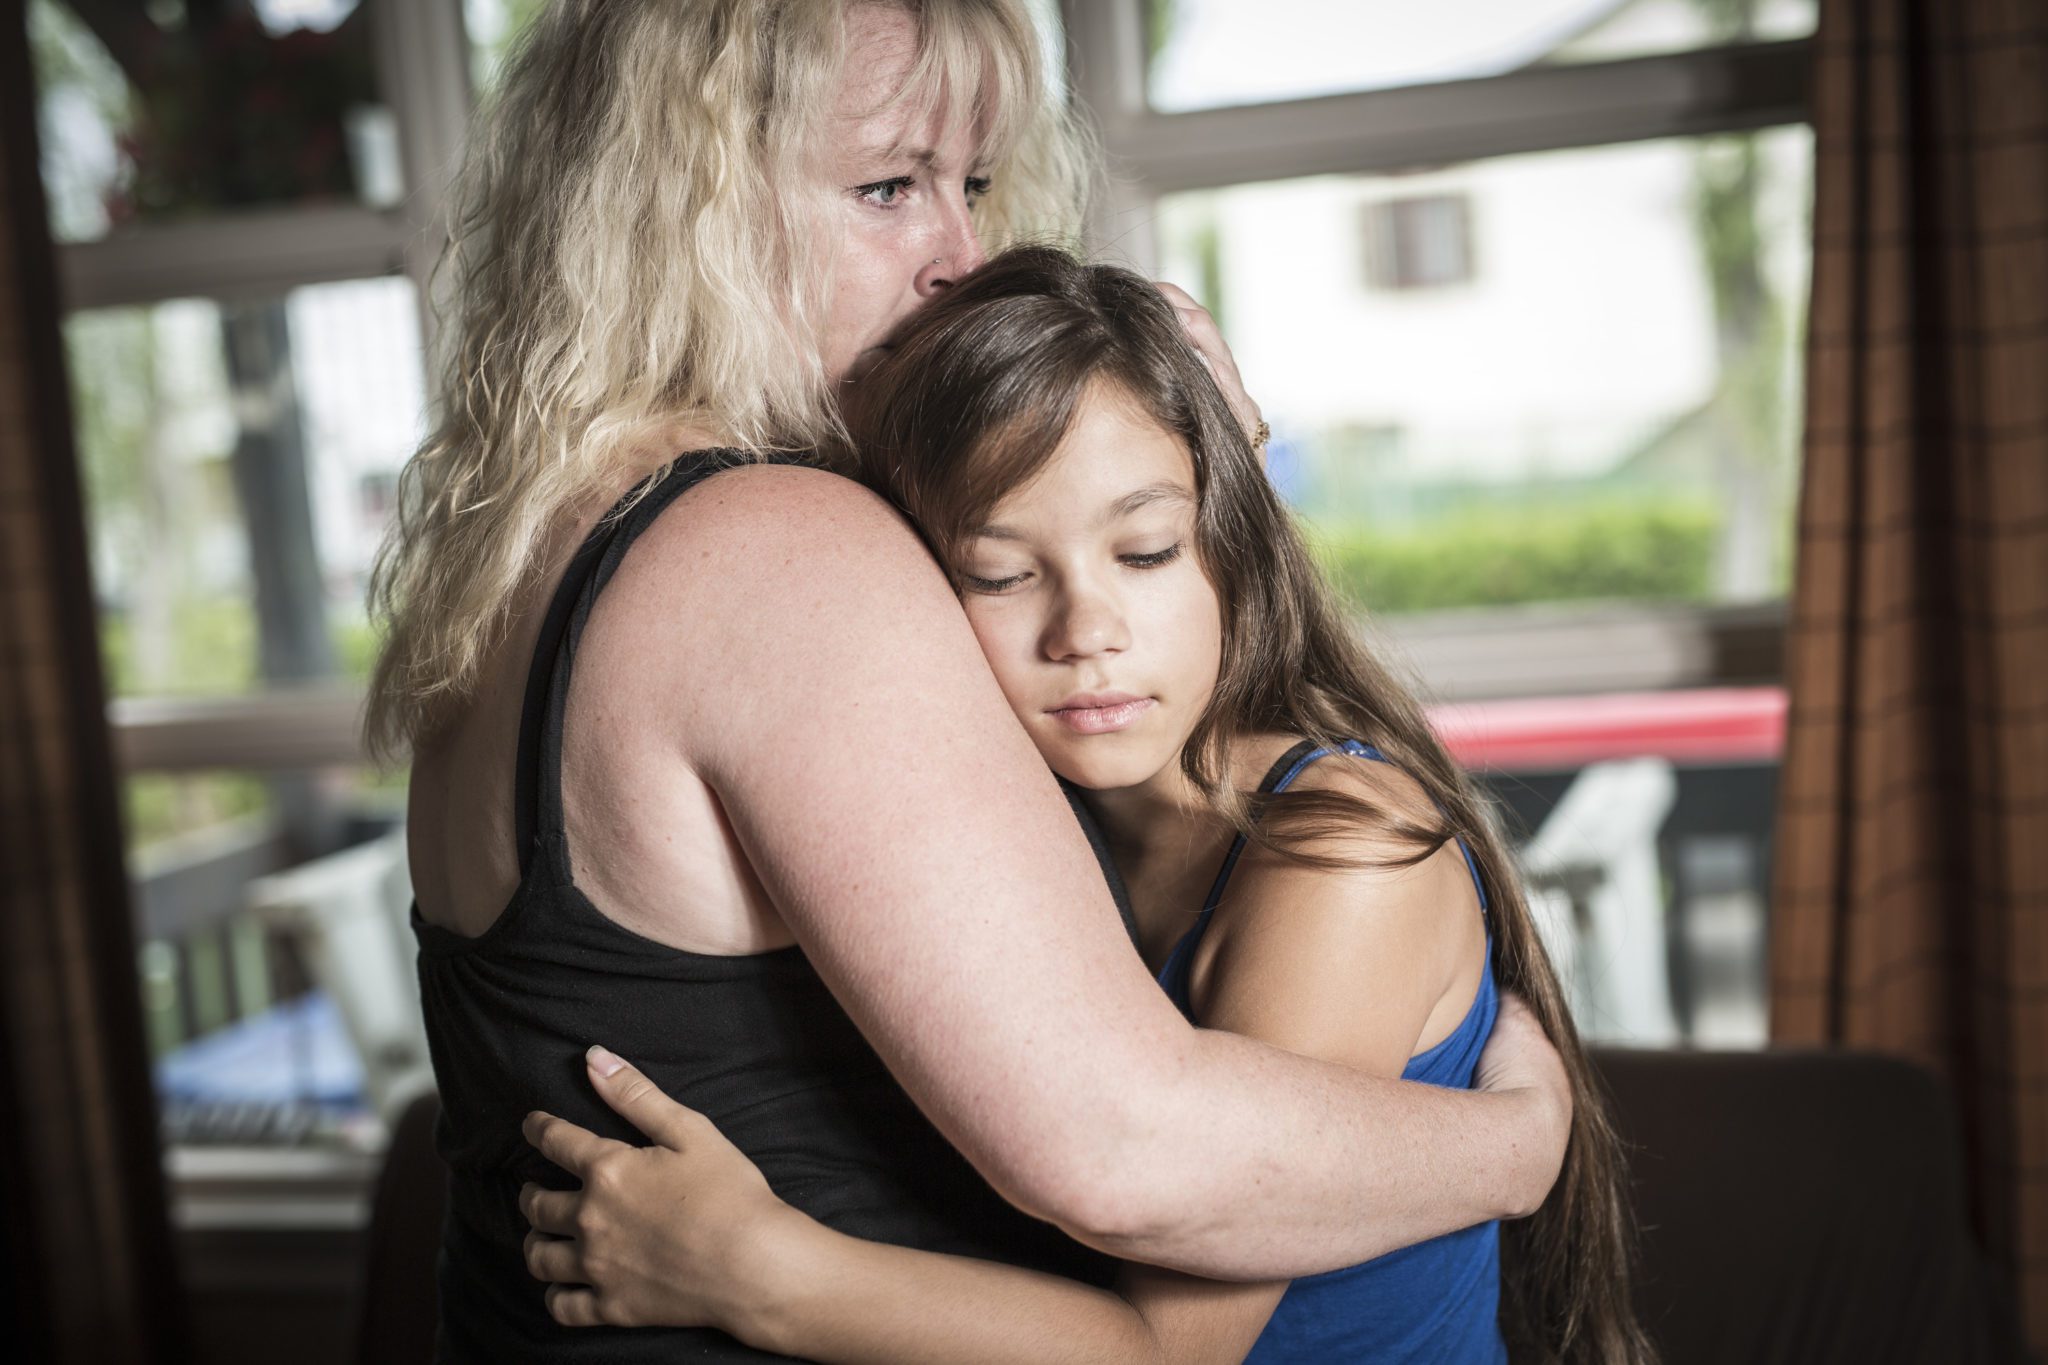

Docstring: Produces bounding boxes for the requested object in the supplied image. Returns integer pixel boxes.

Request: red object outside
[1425,686,1787,771]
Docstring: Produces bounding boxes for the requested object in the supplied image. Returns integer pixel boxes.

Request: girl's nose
[1042,586,1131,662]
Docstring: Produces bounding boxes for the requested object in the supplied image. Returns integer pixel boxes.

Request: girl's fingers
[585,1046,700,1149]
[519,1182,580,1236]
[522,1110,626,1176]
[523,1228,585,1285]
[545,1283,607,1329]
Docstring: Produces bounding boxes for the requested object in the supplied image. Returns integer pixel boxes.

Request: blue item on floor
[155,990,365,1108]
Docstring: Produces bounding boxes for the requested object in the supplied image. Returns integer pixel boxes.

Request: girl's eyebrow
[971,482,1195,541]
[1105,482,1196,521]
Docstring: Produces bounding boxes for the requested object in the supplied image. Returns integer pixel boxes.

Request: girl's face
[818,5,990,383]
[957,383,1225,796]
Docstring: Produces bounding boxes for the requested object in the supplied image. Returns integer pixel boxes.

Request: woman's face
[956,384,1225,796]
[819,5,991,383]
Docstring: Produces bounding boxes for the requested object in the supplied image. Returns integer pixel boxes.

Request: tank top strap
[513,448,770,884]
[1157,737,1491,1015]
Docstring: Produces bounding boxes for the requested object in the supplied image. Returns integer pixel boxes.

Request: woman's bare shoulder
[667,459,911,537]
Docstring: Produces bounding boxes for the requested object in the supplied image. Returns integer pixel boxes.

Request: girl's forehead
[993,394,1196,523]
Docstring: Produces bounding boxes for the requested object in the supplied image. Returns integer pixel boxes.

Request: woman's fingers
[584,1045,701,1149]
[545,1284,607,1329]
[523,1228,584,1285]
[1152,280,1262,440]
[519,1182,580,1237]
[522,1110,627,1176]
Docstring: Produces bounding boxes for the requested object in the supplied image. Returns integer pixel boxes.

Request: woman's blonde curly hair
[365,0,1093,762]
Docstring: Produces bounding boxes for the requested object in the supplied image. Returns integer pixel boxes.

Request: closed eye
[961,569,1031,594]
[1121,543,1184,570]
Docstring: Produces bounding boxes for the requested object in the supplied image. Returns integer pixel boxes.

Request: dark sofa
[356,1049,2029,1364]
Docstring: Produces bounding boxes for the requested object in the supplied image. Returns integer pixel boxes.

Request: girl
[519,246,1653,1363]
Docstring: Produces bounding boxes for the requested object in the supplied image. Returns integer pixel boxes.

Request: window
[29,0,398,245]
[1157,129,1812,616]
[29,0,467,1185]
[1072,0,1811,1046]
[1361,193,1476,291]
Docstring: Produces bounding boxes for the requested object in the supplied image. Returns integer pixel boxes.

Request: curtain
[0,11,188,1364]
[1770,0,2047,1351]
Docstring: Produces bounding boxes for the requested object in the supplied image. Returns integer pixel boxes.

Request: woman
[518,247,1652,1363]
[369,3,1574,1361]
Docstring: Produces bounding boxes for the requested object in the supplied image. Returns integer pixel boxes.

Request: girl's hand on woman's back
[519,1046,806,1334]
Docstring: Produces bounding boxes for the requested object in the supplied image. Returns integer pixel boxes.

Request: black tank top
[414,451,1124,1362]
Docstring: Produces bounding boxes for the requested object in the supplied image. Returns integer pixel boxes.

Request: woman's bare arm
[605,464,1566,1278]
[523,761,1483,1354]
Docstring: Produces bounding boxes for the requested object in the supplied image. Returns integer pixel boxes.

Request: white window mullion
[57,205,414,311]
[369,0,476,389]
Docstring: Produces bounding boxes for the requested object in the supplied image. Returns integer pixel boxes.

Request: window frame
[38,0,475,1232]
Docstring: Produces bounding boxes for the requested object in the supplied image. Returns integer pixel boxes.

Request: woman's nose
[914,202,987,296]
[1042,586,1130,662]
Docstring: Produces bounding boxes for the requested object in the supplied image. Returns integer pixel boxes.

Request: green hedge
[1307,497,1722,616]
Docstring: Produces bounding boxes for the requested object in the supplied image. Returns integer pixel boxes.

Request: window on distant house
[1362,193,1476,291]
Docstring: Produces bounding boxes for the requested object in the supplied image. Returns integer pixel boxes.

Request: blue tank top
[1155,740,1508,1365]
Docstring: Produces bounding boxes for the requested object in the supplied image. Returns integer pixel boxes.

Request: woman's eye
[1121,543,1184,570]
[855,176,914,208]
[962,570,1030,594]
[964,175,993,203]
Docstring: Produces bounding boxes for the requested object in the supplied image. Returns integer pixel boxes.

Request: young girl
[518,246,1651,1363]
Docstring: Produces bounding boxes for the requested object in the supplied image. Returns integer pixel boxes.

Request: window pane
[68,277,426,700]
[135,765,416,1150]
[1156,126,1813,614]
[463,0,548,92]
[1144,0,1816,113]
[29,0,400,243]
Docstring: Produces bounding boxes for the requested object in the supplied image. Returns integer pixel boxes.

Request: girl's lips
[1047,696,1157,735]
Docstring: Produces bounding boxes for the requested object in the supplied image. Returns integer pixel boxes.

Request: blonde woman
[371,2,1573,1360]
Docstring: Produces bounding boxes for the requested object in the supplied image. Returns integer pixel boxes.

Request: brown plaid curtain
[0,12,187,1364]
[1770,0,2048,1351]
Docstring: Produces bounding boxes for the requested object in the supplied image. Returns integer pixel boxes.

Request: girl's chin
[1045,743,1177,796]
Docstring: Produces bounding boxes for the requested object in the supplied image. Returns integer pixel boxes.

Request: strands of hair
[839,244,1661,1365]
[364,1,1095,761]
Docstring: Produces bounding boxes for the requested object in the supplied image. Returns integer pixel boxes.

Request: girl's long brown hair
[837,245,1656,1365]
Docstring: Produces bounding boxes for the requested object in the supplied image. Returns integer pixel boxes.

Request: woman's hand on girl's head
[1472,992,1574,1218]
[1152,281,1264,449]
[519,1048,805,1336]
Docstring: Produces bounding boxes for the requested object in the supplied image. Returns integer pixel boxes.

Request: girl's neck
[1081,754,1214,863]
[1082,730,1310,855]
[1078,730,1305,969]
